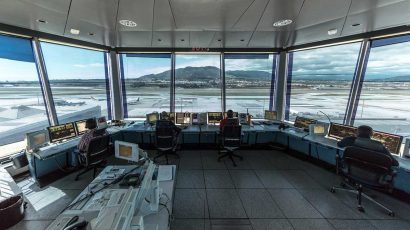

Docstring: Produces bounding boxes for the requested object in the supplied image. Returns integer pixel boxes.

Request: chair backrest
[155,120,176,149]
[353,137,386,153]
[222,121,242,148]
[85,135,110,166]
[342,146,393,186]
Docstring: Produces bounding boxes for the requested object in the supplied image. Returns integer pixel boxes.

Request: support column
[274,51,289,121]
[107,51,123,120]
[32,38,58,125]
[220,53,226,112]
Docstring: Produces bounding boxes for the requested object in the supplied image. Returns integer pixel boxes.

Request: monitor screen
[264,110,277,121]
[26,130,49,150]
[309,124,327,136]
[48,122,77,143]
[192,113,199,124]
[176,112,191,125]
[207,112,223,124]
[98,116,108,128]
[160,112,175,123]
[223,112,238,118]
[328,123,357,140]
[294,116,317,129]
[75,119,89,135]
[372,131,402,154]
[146,112,159,124]
[115,141,139,162]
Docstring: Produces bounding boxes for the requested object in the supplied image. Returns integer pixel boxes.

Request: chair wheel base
[330,188,335,193]
[388,211,395,217]
[357,206,365,213]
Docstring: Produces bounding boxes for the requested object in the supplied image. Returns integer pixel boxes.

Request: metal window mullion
[221,53,226,112]
[32,38,58,126]
[344,39,371,126]
[170,52,176,112]
[275,51,289,121]
[108,51,123,120]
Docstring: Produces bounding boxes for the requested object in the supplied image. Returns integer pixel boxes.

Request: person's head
[226,110,234,118]
[161,111,169,120]
[357,125,373,138]
[85,118,97,130]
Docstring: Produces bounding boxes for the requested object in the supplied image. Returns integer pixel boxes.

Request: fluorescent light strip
[0,30,31,39]
[370,31,410,40]
[38,38,107,52]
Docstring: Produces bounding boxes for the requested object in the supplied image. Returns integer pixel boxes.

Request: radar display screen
[176,112,191,125]
[207,112,223,124]
[294,116,317,129]
[372,131,402,154]
[328,123,357,140]
[160,112,175,123]
[264,110,277,121]
[48,122,76,143]
[146,112,159,124]
[223,112,238,118]
[74,119,89,135]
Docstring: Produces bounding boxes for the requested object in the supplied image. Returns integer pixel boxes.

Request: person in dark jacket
[337,125,399,166]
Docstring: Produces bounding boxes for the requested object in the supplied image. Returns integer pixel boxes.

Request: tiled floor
[170,149,410,230]
[8,149,410,230]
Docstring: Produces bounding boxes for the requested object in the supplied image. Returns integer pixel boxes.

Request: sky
[1,39,410,82]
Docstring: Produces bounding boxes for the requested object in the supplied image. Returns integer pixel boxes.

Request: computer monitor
[48,122,77,143]
[115,141,139,162]
[372,130,402,154]
[74,119,90,136]
[176,112,191,125]
[26,129,49,151]
[192,113,199,124]
[264,110,277,121]
[293,116,317,129]
[199,113,207,124]
[160,112,175,123]
[98,116,108,128]
[239,113,247,125]
[146,112,159,125]
[223,112,238,118]
[309,123,327,136]
[207,112,223,124]
[328,123,357,140]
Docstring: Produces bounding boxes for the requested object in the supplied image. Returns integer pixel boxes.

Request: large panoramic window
[121,54,171,118]
[0,35,48,157]
[225,54,276,118]
[41,43,110,123]
[354,37,410,135]
[286,43,361,122]
[175,54,221,112]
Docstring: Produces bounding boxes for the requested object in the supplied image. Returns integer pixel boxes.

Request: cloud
[73,62,104,68]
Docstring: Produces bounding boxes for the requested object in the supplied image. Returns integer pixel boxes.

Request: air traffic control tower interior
[1,1,410,230]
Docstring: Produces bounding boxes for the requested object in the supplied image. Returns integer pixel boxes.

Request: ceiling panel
[174,31,190,48]
[154,0,176,31]
[256,0,304,31]
[170,0,254,30]
[117,0,154,31]
[348,0,406,14]
[0,0,69,35]
[230,0,270,31]
[189,31,215,47]
[295,0,350,29]
[248,31,290,48]
[152,31,173,47]
[118,31,152,47]
[342,0,410,36]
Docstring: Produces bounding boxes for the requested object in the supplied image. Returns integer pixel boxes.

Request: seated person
[337,125,399,166]
[220,110,239,134]
[157,111,181,150]
[77,118,108,153]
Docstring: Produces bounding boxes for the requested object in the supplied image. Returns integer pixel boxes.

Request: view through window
[41,42,110,124]
[354,39,410,135]
[0,35,48,157]
[121,54,171,118]
[175,54,221,112]
[225,54,275,118]
[286,43,361,122]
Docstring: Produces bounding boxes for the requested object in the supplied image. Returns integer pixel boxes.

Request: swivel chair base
[154,150,179,165]
[218,150,243,167]
[75,160,106,181]
[330,182,395,217]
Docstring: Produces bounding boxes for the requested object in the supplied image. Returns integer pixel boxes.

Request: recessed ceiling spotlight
[240,39,245,42]
[37,19,48,24]
[180,39,185,42]
[157,38,162,42]
[352,23,361,27]
[88,32,95,36]
[119,19,137,27]
[328,28,338,36]
[273,19,293,27]
[70,29,80,35]
[217,39,222,42]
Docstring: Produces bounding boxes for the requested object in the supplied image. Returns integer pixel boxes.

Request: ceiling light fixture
[273,19,293,27]
[157,39,162,42]
[37,19,48,24]
[119,20,137,27]
[240,39,245,42]
[70,29,80,35]
[352,23,361,27]
[327,28,338,36]
[88,32,95,36]
[217,39,222,42]
[180,39,185,42]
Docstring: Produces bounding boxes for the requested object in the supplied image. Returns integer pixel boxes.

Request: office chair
[330,146,396,216]
[218,120,243,167]
[154,120,179,164]
[75,135,110,181]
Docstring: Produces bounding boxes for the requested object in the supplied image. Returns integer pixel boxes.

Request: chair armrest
[335,153,341,175]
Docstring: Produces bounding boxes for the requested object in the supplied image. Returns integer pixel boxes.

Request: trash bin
[0,195,25,229]
[10,151,29,169]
